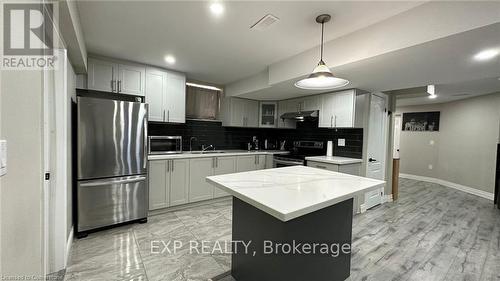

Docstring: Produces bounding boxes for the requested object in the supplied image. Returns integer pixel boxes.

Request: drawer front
[78,175,148,232]
[307,161,339,172]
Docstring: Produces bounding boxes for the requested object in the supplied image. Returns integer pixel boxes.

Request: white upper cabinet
[319,90,356,128]
[145,67,186,123]
[87,58,116,92]
[222,97,260,128]
[117,63,146,96]
[165,72,186,123]
[302,95,320,111]
[145,69,165,122]
[245,99,259,127]
[277,100,296,129]
[87,57,145,96]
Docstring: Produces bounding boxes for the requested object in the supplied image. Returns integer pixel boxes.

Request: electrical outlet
[338,138,346,147]
[0,140,6,177]
[428,164,433,170]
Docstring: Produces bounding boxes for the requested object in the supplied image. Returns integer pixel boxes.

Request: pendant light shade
[295,14,349,90]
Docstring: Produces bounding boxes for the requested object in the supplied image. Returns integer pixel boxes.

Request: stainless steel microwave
[148,136,182,154]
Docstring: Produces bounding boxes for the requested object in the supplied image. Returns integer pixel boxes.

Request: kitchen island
[206,166,385,281]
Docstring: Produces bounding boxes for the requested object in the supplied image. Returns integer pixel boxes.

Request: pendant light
[295,14,349,90]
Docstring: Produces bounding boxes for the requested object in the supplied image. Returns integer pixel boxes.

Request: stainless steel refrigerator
[77,97,148,235]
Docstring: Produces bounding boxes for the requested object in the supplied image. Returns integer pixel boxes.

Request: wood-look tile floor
[64,178,500,281]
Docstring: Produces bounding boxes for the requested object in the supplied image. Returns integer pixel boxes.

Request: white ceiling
[395,77,500,107]
[76,1,423,85]
[238,22,500,102]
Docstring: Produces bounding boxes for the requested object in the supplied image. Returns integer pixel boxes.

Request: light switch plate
[338,139,346,147]
[0,140,6,177]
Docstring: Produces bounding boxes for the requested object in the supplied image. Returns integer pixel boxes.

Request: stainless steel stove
[273,141,325,167]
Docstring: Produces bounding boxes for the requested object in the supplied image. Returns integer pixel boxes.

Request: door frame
[43,49,69,275]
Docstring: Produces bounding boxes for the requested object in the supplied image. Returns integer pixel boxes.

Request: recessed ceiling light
[473,49,499,61]
[210,2,224,16]
[164,55,176,65]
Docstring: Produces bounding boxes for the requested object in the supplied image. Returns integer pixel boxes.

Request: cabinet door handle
[215,157,218,168]
[167,160,170,172]
[163,110,166,121]
[167,110,170,122]
[117,80,122,93]
[111,80,116,92]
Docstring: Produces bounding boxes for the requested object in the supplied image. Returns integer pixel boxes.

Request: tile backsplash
[148,119,363,158]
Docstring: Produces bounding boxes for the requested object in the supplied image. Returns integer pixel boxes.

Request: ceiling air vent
[250,14,280,31]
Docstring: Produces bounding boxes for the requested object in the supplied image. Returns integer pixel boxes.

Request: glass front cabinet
[259,102,278,128]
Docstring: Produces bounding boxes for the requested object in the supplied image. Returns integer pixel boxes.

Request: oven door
[149,136,182,154]
[273,157,303,168]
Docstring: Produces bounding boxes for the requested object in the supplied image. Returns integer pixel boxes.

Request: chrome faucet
[202,144,215,151]
[189,137,198,152]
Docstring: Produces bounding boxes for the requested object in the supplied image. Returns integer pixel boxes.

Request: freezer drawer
[77,175,148,232]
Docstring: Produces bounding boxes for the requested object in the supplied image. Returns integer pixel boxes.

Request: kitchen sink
[189,151,226,154]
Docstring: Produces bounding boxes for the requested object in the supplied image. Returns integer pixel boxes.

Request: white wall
[0,70,44,276]
[66,63,76,240]
[396,92,500,194]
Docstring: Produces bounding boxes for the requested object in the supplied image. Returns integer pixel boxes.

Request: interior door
[365,94,388,209]
[165,72,186,123]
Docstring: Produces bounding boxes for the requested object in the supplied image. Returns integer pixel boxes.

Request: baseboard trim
[399,173,494,201]
[65,226,74,268]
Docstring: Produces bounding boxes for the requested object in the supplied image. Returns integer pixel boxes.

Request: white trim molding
[400,173,494,201]
[65,227,74,268]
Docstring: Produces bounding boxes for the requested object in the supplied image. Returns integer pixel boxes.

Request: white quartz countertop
[206,166,384,222]
[305,156,363,165]
[148,150,288,160]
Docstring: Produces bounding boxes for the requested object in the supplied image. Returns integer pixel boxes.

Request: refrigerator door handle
[143,117,148,169]
[80,176,147,187]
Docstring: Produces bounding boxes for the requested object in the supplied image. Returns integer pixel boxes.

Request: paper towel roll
[326,141,333,157]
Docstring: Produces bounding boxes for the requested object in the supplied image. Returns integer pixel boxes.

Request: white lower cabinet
[149,160,170,210]
[237,155,265,172]
[189,158,215,202]
[213,156,236,198]
[170,159,189,206]
[149,154,270,210]
[148,159,189,210]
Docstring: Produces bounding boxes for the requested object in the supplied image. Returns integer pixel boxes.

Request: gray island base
[206,166,385,281]
[211,197,353,281]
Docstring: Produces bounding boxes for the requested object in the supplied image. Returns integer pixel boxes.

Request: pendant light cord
[320,21,324,62]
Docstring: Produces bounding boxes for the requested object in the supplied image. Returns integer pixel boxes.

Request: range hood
[280,110,318,121]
